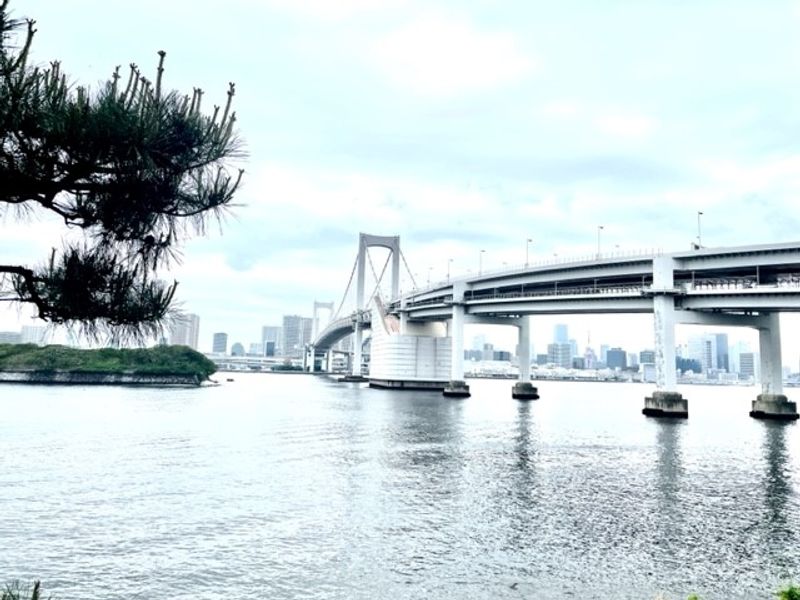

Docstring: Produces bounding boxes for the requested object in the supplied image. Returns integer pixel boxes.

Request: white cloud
[594,113,656,139]
[371,11,536,98]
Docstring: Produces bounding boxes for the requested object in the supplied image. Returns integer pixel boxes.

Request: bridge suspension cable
[366,248,391,306]
[399,249,417,291]
[332,252,359,321]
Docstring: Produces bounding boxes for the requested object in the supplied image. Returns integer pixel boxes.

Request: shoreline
[0,370,203,387]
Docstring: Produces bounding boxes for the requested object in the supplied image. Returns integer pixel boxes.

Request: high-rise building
[261,326,282,356]
[248,343,263,355]
[20,325,46,345]
[714,333,729,371]
[568,339,578,359]
[212,332,228,354]
[606,347,627,369]
[600,344,610,364]
[231,342,245,356]
[281,315,313,358]
[740,352,757,380]
[687,333,718,373]
[547,342,572,368]
[554,324,568,343]
[640,350,656,364]
[170,313,200,349]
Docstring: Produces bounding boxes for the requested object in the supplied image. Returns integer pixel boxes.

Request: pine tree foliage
[0,0,243,342]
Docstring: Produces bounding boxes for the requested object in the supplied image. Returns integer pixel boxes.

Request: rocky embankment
[0,370,202,386]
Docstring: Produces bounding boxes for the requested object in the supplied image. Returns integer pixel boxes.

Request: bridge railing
[686,274,800,292]
[465,282,646,302]
[399,248,664,298]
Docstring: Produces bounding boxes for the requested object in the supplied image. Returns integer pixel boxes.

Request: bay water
[1,374,799,599]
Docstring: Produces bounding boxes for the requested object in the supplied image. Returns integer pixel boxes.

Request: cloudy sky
[3,0,800,358]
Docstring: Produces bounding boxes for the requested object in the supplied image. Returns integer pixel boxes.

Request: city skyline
[4,1,800,362]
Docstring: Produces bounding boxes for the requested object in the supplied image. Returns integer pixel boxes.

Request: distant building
[482,343,495,361]
[493,350,511,361]
[641,363,656,383]
[640,349,656,364]
[248,342,263,355]
[606,347,627,370]
[740,352,757,380]
[231,342,245,356]
[688,333,719,373]
[20,325,46,345]
[714,333,729,371]
[170,313,200,349]
[547,342,572,368]
[536,353,549,366]
[572,356,585,369]
[600,344,610,364]
[212,332,228,354]
[261,326,282,356]
[584,347,597,369]
[0,331,21,344]
[627,353,639,368]
[553,324,568,343]
[282,315,313,359]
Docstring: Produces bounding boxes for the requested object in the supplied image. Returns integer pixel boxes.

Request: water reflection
[652,419,685,567]
[761,421,795,569]
[504,402,539,555]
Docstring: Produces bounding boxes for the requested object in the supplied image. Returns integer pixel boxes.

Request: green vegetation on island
[0,344,216,381]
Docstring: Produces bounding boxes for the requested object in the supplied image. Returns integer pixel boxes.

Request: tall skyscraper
[170,313,200,349]
[547,342,572,368]
[282,315,313,358]
[606,347,627,369]
[714,333,729,371]
[212,332,228,354]
[262,326,282,356]
[553,324,568,343]
[688,333,718,373]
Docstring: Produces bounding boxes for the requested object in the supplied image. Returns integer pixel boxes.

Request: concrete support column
[644,257,687,418]
[759,313,783,396]
[512,316,539,400]
[352,322,363,377]
[443,283,470,398]
[751,313,798,420]
[309,346,317,373]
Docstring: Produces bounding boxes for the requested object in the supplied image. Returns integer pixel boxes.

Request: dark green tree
[0,0,243,342]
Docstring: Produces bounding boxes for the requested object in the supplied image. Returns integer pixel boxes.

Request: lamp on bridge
[596,225,604,259]
[697,211,704,248]
[526,238,533,267]
[479,249,486,275]
[447,258,453,282]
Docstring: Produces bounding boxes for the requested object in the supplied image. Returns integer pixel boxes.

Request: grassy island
[0,344,217,382]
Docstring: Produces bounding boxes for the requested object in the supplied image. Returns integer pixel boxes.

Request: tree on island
[0,0,243,342]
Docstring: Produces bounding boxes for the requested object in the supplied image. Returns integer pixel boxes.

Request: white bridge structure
[308,233,800,420]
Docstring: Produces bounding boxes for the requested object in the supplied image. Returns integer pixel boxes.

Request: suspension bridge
[307,233,800,420]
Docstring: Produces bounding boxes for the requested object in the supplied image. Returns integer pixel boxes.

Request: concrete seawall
[0,371,202,386]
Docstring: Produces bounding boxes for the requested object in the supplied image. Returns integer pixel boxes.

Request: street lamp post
[479,249,486,275]
[596,225,604,259]
[525,238,532,267]
[697,211,704,248]
[446,258,453,282]
[427,266,432,286]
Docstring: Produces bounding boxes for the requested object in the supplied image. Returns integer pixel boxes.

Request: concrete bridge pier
[751,313,798,420]
[512,316,539,400]
[644,257,688,418]
[443,284,470,398]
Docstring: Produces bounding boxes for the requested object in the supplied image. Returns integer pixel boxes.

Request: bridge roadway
[311,240,800,420]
